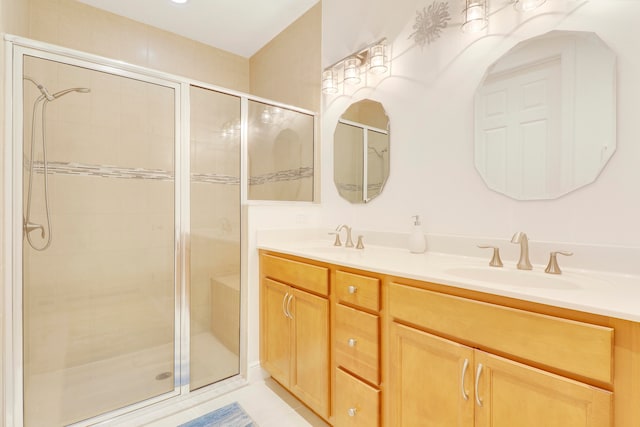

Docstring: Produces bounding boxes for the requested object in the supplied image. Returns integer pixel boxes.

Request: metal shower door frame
[4,38,187,427]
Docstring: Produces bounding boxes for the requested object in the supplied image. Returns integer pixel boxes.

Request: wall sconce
[322,38,389,95]
[343,57,362,84]
[462,0,488,33]
[322,69,338,94]
[513,0,546,11]
[368,43,388,74]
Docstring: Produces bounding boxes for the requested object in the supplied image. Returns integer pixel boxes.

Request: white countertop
[258,233,640,323]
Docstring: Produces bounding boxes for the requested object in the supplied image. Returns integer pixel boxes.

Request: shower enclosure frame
[3,35,317,427]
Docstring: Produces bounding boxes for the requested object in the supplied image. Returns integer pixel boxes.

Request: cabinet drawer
[335,368,380,427]
[335,304,380,384]
[261,254,329,296]
[336,270,380,311]
[389,282,614,384]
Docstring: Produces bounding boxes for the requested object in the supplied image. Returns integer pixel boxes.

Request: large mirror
[474,31,616,200]
[334,99,390,203]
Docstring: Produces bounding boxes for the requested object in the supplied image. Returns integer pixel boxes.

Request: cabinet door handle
[347,285,357,294]
[282,292,289,318]
[475,363,483,407]
[348,407,357,417]
[286,294,294,319]
[461,358,470,401]
[348,338,357,347]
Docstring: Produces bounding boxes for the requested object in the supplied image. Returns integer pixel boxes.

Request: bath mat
[178,402,257,427]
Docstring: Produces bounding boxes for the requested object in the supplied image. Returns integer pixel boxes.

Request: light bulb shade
[368,44,388,74]
[343,57,361,84]
[462,0,488,33]
[513,0,546,11]
[322,69,338,94]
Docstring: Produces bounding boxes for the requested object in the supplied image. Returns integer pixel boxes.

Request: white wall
[320,0,640,247]
[246,0,640,371]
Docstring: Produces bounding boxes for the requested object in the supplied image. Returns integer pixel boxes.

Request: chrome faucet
[510,232,532,270]
[336,224,355,248]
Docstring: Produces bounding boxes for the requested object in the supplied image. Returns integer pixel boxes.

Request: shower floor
[24,332,238,427]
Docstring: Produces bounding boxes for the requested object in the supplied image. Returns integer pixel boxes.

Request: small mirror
[334,99,390,203]
[474,31,616,200]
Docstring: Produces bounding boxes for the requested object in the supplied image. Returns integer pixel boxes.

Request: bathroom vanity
[259,245,640,426]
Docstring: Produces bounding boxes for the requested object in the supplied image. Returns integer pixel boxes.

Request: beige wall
[28,0,250,91]
[249,2,321,112]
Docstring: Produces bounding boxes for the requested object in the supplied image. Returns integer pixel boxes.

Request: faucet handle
[356,235,365,249]
[477,245,503,267]
[544,251,573,274]
[328,232,342,247]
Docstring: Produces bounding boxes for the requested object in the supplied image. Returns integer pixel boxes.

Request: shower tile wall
[23,56,176,425]
[189,88,240,330]
[247,102,315,202]
[189,86,241,390]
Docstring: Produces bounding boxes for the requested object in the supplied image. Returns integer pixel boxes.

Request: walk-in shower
[23,75,90,251]
[6,36,315,427]
[13,50,242,427]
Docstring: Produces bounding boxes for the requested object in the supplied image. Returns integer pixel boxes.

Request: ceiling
[76,0,320,58]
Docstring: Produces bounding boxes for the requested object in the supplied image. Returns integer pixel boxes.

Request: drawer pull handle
[348,408,357,417]
[286,294,294,319]
[475,363,483,407]
[347,285,358,294]
[282,292,289,318]
[461,358,470,401]
[348,338,357,347]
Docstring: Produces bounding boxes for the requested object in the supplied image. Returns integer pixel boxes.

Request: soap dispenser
[408,215,427,254]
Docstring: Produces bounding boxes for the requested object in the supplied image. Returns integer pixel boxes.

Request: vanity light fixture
[343,57,362,85]
[368,43,388,74]
[322,38,389,95]
[513,0,546,11]
[170,0,189,4]
[461,0,488,33]
[322,69,339,94]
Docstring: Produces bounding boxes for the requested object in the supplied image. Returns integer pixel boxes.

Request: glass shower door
[22,56,177,426]
[189,86,241,390]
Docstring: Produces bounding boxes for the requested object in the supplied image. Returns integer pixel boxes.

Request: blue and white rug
[178,402,257,427]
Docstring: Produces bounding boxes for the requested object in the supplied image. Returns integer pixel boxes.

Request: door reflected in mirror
[474,31,616,200]
[334,99,390,203]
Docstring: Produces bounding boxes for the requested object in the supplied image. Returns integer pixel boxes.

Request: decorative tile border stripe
[32,161,312,185]
[249,166,313,185]
[336,182,383,193]
[34,161,174,181]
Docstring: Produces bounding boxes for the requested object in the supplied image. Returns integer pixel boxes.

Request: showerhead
[51,87,91,99]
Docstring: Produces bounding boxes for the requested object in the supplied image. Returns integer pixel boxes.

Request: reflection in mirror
[474,31,616,200]
[247,100,315,201]
[334,99,390,203]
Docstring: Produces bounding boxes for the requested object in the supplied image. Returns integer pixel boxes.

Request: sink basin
[444,266,584,289]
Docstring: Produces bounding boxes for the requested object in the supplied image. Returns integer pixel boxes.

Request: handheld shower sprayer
[22,76,91,251]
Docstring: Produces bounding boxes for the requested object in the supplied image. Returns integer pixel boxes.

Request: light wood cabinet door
[389,322,475,427]
[290,287,330,418]
[261,278,291,387]
[474,350,612,427]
